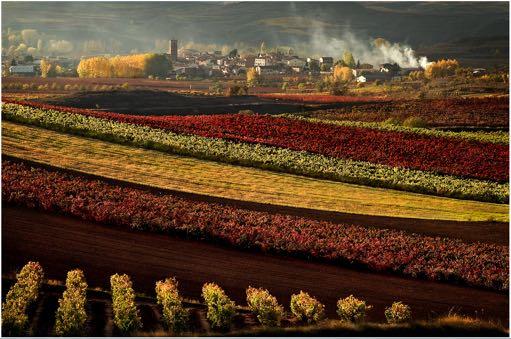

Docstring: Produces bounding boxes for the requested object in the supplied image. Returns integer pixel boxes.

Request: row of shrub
[54,270,88,336]
[3,161,508,290]
[205,284,411,330]
[2,82,129,92]
[2,262,412,335]
[280,114,509,145]
[1,262,44,336]
[3,103,507,203]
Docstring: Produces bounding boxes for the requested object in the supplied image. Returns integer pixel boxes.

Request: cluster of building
[168,40,330,79]
[3,39,422,82]
[5,39,487,83]
[161,40,426,82]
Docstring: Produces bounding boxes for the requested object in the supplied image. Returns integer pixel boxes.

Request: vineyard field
[4,102,507,203]
[6,100,507,182]
[3,121,508,222]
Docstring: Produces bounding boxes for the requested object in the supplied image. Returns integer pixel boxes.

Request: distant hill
[2,2,509,66]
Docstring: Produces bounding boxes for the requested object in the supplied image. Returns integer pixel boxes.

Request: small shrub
[383,117,401,126]
[202,283,236,330]
[121,82,130,90]
[209,82,224,95]
[226,85,248,96]
[246,287,284,327]
[336,295,371,323]
[155,277,188,333]
[110,274,142,334]
[64,84,72,91]
[384,301,411,324]
[2,262,44,336]
[22,84,30,90]
[54,269,88,336]
[403,116,428,128]
[238,109,255,115]
[290,291,325,324]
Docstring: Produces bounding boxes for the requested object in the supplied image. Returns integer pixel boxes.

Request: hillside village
[3,39,469,83]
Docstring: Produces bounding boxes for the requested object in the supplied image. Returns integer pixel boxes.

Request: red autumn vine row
[4,99,507,182]
[2,160,508,291]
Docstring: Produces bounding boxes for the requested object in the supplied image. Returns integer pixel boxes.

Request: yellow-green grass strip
[3,121,508,222]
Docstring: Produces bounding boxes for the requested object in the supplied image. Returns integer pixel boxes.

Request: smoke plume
[302,24,431,68]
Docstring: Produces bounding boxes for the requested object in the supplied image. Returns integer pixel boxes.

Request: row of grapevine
[7,98,508,144]
[110,274,142,333]
[2,263,412,335]
[54,270,88,336]
[278,114,509,144]
[3,100,507,182]
[1,262,44,336]
[3,103,507,202]
[3,161,508,290]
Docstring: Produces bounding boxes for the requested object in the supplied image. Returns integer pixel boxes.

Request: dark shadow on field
[37,89,336,115]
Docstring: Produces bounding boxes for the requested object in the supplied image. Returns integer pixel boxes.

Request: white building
[254,57,271,67]
[9,65,35,75]
[287,58,306,68]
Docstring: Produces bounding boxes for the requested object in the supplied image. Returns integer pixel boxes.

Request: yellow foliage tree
[246,67,260,87]
[333,65,353,82]
[77,54,170,78]
[424,59,459,79]
[77,57,112,78]
[40,59,56,78]
[409,70,425,81]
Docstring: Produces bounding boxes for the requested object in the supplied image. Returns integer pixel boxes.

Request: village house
[254,57,272,67]
[9,65,36,76]
[319,57,333,68]
[287,58,306,68]
[356,72,393,83]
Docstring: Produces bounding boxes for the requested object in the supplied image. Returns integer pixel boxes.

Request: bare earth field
[3,206,508,326]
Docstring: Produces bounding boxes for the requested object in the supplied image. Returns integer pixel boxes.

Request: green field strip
[2,121,508,222]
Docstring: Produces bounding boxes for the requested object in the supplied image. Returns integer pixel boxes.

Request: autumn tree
[374,37,391,49]
[40,58,56,78]
[145,53,172,77]
[77,56,112,78]
[342,51,356,68]
[424,59,459,79]
[333,65,353,82]
[246,67,260,87]
[77,54,170,78]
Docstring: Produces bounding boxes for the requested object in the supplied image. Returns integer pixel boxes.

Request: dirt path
[3,206,508,325]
